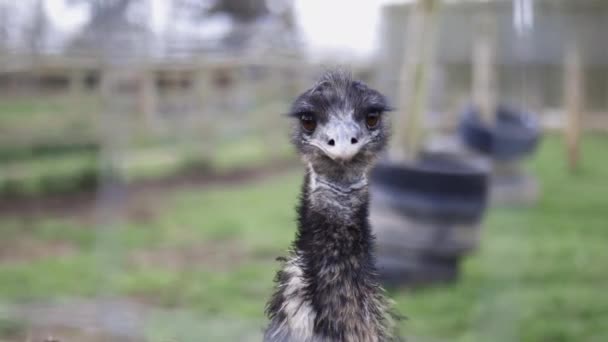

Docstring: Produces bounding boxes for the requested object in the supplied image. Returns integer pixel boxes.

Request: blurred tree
[177,0,269,23]
[63,0,299,56]
[0,1,48,55]
[174,0,299,54]
[70,0,132,22]
[25,0,50,56]
[0,3,10,53]
[66,0,151,57]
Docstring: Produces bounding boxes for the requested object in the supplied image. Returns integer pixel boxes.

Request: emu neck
[295,166,375,288]
[296,166,371,255]
[264,166,390,341]
[289,167,382,339]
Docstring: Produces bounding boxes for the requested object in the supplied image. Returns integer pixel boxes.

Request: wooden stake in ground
[69,69,85,98]
[563,44,583,172]
[472,6,498,126]
[391,0,441,162]
[139,66,159,131]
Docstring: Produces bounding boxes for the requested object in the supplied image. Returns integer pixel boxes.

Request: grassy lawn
[0,94,293,197]
[0,94,100,149]
[0,134,607,341]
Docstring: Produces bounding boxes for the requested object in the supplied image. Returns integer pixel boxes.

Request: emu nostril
[328,139,335,146]
[351,138,358,144]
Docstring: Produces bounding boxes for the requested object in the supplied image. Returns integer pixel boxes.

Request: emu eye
[300,114,317,133]
[366,112,380,129]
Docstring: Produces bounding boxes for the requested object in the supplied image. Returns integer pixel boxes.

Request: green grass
[0,134,607,341]
[0,138,294,197]
[0,151,99,196]
[0,94,100,147]
[0,316,26,340]
[0,94,293,197]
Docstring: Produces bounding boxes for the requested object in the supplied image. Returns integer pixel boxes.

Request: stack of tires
[370,153,489,286]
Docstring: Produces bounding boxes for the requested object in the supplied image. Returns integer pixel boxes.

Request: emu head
[288,71,391,179]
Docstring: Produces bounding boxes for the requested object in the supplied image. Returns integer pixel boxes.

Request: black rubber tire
[370,155,489,223]
[459,105,541,161]
[376,254,460,287]
[370,211,482,257]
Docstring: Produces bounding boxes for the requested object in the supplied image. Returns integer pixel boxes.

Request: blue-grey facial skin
[288,71,392,183]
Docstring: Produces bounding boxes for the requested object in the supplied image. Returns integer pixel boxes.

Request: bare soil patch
[129,239,250,272]
[0,237,76,265]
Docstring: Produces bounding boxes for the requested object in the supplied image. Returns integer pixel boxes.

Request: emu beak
[322,120,362,162]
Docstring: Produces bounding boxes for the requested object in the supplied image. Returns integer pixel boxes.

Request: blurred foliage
[178,0,269,23]
[0,152,98,197]
[66,0,150,55]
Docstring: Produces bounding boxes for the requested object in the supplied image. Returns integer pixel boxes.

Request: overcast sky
[294,0,407,60]
[40,0,412,60]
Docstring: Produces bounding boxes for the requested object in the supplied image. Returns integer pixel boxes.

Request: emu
[264,70,399,342]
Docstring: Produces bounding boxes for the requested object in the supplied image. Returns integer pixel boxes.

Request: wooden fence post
[472,5,498,125]
[391,0,441,162]
[69,69,86,97]
[564,44,583,172]
[139,67,159,130]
